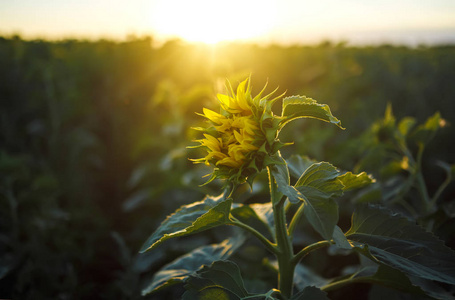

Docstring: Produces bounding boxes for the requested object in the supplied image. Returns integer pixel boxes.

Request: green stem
[431,166,452,206]
[414,145,433,215]
[321,276,374,292]
[288,203,304,240]
[268,166,295,299]
[228,216,278,255]
[292,240,332,265]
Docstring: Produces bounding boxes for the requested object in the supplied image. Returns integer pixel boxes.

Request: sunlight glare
[149,0,276,44]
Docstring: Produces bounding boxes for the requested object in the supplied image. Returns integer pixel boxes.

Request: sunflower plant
[140,77,455,299]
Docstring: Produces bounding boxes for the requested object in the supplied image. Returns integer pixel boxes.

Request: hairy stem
[268,166,295,298]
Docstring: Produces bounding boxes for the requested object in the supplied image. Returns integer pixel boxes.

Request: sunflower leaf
[347,205,455,285]
[140,193,232,253]
[280,96,344,130]
[142,235,245,295]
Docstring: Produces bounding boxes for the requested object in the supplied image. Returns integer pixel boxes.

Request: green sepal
[263,153,287,168]
[271,140,293,154]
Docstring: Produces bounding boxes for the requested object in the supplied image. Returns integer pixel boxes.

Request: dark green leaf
[140,194,233,252]
[280,95,344,130]
[370,265,430,297]
[183,260,249,300]
[349,265,427,296]
[346,205,455,285]
[290,286,330,300]
[142,235,245,295]
[408,276,455,300]
[298,191,339,240]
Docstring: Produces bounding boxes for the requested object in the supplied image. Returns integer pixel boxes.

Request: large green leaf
[183,260,249,300]
[183,261,287,300]
[287,155,373,192]
[141,235,245,295]
[140,194,233,252]
[295,162,342,240]
[273,156,372,240]
[295,162,343,196]
[346,205,455,285]
[280,95,344,130]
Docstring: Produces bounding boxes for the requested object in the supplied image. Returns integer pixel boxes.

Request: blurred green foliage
[0,35,454,299]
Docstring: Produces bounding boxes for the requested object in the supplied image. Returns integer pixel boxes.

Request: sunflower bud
[190,77,286,185]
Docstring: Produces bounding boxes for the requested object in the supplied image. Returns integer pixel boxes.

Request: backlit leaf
[338,172,374,191]
[140,194,233,252]
[280,95,344,130]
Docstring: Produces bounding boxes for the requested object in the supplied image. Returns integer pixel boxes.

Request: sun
[148,0,276,44]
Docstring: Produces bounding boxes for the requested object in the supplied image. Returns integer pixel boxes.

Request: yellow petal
[217,157,242,168]
[202,134,222,152]
[203,108,224,124]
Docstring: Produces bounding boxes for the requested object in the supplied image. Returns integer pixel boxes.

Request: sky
[1,0,455,45]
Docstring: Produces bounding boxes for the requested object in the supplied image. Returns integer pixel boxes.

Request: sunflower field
[1,36,455,299]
